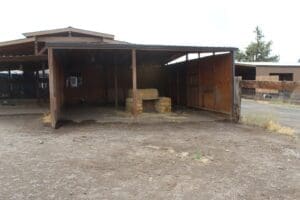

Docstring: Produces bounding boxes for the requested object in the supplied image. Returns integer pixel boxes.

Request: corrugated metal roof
[23,27,114,39]
[46,42,238,53]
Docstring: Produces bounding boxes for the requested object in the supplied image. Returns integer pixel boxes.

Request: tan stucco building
[235,62,300,81]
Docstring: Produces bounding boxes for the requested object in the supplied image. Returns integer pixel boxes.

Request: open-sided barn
[0,27,239,128]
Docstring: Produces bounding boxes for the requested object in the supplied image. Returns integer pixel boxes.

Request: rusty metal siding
[168,53,233,115]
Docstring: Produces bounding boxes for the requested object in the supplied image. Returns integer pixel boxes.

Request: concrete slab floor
[60,106,228,124]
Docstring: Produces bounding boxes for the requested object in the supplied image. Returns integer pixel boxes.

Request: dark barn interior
[48,44,236,127]
[0,58,48,101]
[235,65,256,80]
[52,49,171,107]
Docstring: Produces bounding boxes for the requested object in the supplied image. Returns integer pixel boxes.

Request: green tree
[236,26,279,62]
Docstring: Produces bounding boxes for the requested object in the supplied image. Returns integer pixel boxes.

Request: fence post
[233,77,241,122]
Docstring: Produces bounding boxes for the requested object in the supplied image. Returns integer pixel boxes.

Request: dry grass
[241,113,295,136]
[264,120,295,136]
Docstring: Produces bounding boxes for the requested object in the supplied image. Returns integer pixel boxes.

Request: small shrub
[194,150,202,160]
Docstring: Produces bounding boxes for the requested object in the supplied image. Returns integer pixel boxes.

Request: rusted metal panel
[213,54,233,114]
[186,54,233,114]
[167,53,234,115]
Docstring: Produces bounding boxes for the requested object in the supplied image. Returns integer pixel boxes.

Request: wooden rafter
[0,55,47,62]
[38,46,47,55]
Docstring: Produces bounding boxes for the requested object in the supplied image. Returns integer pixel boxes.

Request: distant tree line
[236,26,279,62]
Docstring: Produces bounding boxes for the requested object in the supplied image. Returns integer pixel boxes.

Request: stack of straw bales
[155,97,171,113]
[126,89,171,114]
[128,88,159,100]
[125,98,143,113]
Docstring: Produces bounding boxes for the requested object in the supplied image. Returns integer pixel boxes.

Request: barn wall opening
[49,49,234,127]
[0,65,49,106]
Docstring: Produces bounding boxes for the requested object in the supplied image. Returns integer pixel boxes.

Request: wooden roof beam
[0,38,35,48]
[0,55,47,62]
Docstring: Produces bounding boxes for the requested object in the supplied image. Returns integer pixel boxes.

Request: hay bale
[256,76,279,81]
[155,97,171,113]
[128,89,159,100]
[125,98,143,113]
[42,112,51,126]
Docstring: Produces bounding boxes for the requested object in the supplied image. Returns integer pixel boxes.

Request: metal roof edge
[23,27,114,39]
[235,62,300,68]
[46,42,238,52]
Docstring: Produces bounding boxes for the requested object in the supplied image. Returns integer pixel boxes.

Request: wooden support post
[233,77,241,122]
[131,49,138,116]
[8,69,12,98]
[213,61,217,110]
[114,56,118,108]
[35,70,40,102]
[42,63,46,102]
[104,64,108,104]
[198,52,201,59]
[34,37,38,55]
[231,51,236,121]
[186,53,188,62]
[176,69,180,105]
[48,48,58,128]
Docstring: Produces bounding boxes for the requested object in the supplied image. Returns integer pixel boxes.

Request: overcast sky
[1,0,299,62]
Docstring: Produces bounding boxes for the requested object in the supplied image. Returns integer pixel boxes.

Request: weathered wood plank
[233,77,241,122]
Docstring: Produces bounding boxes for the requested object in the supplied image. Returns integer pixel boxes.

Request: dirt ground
[0,113,299,200]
